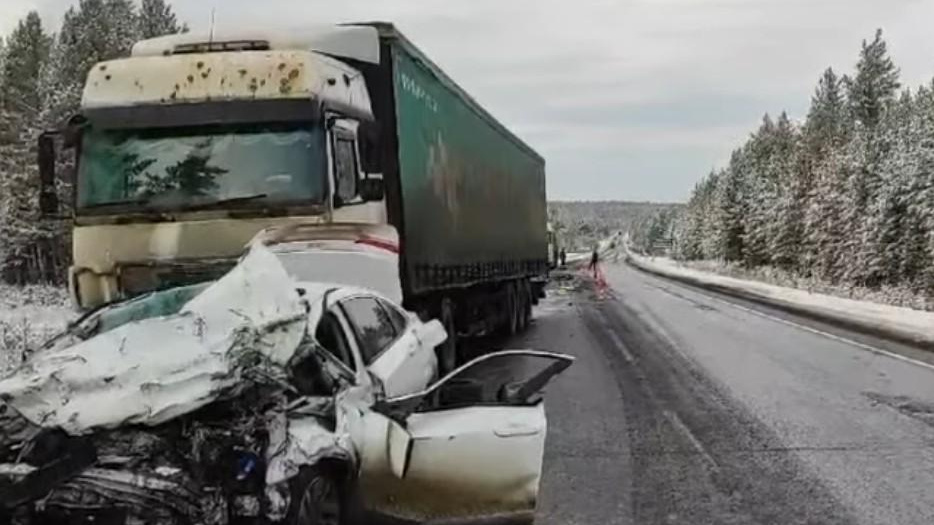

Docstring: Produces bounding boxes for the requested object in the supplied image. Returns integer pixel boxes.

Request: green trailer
[357,24,548,300]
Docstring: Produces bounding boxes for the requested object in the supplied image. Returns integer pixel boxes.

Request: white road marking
[595,310,635,363]
[643,273,934,374]
[608,331,635,363]
[664,409,719,471]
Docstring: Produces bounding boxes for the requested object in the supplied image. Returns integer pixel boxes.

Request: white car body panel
[357,350,573,522]
[367,316,442,399]
[269,235,403,304]
[0,245,306,434]
[366,404,546,521]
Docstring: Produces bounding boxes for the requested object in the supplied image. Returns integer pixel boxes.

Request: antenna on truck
[209,7,217,44]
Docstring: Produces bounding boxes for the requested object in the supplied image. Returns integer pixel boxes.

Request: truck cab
[40,26,387,310]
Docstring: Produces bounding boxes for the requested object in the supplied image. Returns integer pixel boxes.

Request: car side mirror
[359,178,384,202]
[416,319,447,349]
[37,132,59,217]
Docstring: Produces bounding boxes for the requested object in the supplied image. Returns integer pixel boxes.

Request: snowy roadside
[625,251,934,349]
[0,285,74,374]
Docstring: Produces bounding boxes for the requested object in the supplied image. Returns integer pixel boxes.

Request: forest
[633,29,934,302]
[0,0,186,284]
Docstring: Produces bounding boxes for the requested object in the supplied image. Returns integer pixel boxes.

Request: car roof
[295,281,399,306]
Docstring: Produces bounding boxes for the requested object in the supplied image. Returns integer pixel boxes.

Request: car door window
[341,297,399,364]
[314,310,356,372]
[383,351,574,416]
[379,299,409,333]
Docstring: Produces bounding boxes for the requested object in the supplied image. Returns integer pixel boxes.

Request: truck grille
[118,259,236,298]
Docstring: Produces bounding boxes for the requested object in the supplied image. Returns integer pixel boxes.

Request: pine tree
[740,114,779,267]
[138,0,186,39]
[800,68,847,272]
[766,112,802,270]
[861,90,915,286]
[0,12,60,283]
[0,12,51,117]
[713,155,745,261]
[847,28,900,130]
[907,83,934,293]
[41,0,139,126]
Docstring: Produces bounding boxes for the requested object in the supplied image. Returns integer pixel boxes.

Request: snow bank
[626,252,934,349]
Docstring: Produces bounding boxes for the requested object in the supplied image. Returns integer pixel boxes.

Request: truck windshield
[77,123,327,212]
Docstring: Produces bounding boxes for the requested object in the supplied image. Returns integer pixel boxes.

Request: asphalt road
[522,262,934,525]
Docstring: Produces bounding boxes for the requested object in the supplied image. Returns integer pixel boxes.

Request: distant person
[559,249,567,267]
[589,248,599,279]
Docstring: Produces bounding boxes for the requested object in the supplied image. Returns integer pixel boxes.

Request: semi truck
[37,23,548,372]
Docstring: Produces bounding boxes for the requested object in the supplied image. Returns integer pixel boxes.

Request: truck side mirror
[359,178,384,202]
[38,132,59,217]
[358,121,382,173]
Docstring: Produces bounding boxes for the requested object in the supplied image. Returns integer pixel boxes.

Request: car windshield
[76,123,327,212]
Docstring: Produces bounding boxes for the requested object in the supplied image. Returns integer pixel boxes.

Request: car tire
[437,297,458,376]
[286,464,346,525]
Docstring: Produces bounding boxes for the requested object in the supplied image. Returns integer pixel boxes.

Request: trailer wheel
[503,282,519,336]
[437,298,458,375]
[519,280,532,331]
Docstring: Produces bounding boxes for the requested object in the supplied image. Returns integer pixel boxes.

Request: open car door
[360,350,573,522]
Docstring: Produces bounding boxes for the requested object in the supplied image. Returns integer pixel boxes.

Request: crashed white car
[0,245,572,524]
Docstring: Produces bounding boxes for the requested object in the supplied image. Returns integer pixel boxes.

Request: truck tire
[503,282,519,336]
[437,297,458,375]
[519,279,532,331]
[286,464,345,525]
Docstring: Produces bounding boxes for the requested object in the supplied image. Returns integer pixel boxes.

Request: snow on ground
[0,285,74,374]
[681,259,934,312]
[627,252,934,348]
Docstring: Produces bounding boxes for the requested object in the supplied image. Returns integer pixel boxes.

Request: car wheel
[287,465,343,525]
[437,297,458,376]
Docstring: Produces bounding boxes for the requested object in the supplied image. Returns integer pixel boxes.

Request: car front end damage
[0,245,356,524]
[1,390,351,524]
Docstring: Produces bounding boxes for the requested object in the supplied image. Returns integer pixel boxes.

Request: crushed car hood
[0,245,308,434]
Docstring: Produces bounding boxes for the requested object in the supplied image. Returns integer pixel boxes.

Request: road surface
[523,262,934,525]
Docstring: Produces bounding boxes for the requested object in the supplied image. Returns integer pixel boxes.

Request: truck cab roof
[81,25,378,116]
[131,25,381,64]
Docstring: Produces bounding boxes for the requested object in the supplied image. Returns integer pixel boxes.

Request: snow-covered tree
[41,0,139,126]
[847,28,900,130]
[138,0,186,39]
[655,28,934,305]
[0,12,50,117]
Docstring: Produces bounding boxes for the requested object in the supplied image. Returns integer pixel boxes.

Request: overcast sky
[3,0,934,202]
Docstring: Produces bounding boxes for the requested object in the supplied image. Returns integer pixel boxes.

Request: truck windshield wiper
[80,198,152,210]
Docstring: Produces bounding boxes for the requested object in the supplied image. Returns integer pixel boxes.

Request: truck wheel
[287,465,344,525]
[503,282,519,336]
[437,298,458,375]
[519,280,532,331]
